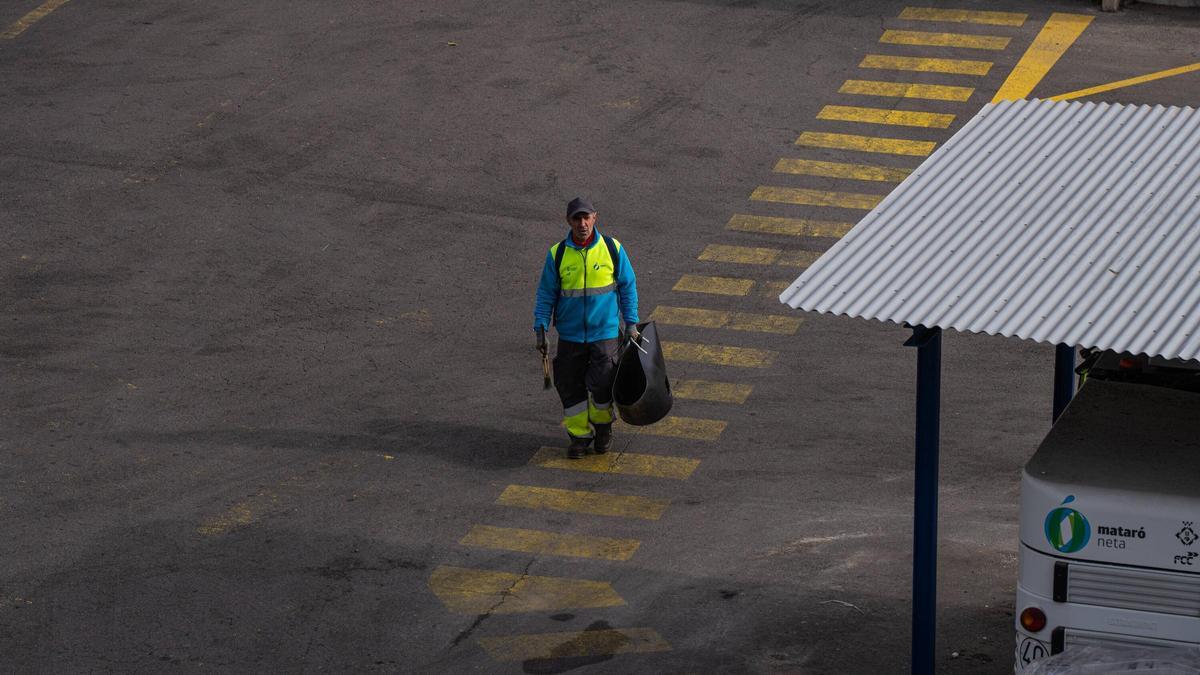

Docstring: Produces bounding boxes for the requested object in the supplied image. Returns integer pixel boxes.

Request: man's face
[568,211,597,242]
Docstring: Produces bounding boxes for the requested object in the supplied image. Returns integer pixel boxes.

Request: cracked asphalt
[3,0,1199,673]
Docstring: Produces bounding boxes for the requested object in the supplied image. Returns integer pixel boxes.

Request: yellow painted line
[1049,62,1200,102]
[622,416,728,441]
[898,7,1026,27]
[0,0,71,39]
[727,214,854,238]
[860,54,992,76]
[776,250,824,268]
[428,565,625,614]
[751,186,882,210]
[760,280,793,298]
[663,341,776,368]
[818,105,955,129]
[196,499,256,536]
[460,525,640,561]
[774,158,911,183]
[478,627,672,661]
[497,484,669,520]
[796,131,935,157]
[992,13,1093,102]
[698,244,780,265]
[672,274,755,296]
[840,79,974,102]
[673,379,753,404]
[880,29,1010,50]
[650,305,802,334]
[530,446,700,480]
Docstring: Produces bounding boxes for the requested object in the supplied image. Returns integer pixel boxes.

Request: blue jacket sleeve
[617,245,639,326]
[533,250,558,331]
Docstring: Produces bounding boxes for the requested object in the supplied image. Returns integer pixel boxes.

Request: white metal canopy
[781,99,1200,362]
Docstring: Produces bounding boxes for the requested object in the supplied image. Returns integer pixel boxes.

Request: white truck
[1014,355,1200,672]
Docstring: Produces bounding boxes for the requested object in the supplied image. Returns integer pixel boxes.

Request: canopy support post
[904,325,941,675]
[1053,344,1075,422]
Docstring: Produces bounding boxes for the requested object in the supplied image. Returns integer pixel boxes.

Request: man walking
[534,197,639,459]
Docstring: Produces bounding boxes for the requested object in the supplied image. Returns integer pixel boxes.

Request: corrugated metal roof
[781,99,1200,362]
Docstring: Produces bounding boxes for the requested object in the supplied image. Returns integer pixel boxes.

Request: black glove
[624,324,641,344]
[536,327,547,352]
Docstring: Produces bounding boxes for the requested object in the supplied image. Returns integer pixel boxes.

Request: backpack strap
[551,238,568,326]
[602,234,621,284]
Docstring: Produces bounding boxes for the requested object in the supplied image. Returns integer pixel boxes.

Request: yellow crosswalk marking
[880,29,1010,50]
[428,565,625,614]
[776,250,823,268]
[760,280,793,298]
[773,159,911,183]
[817,105,955,129]
[478,628,672,661]
[622,416,728,441]
[663,341,776,368]
[727,214,853,238]
[796,131,935,157]
[497,485,670,520]
[530,446,700,480]
[673,379,753,404]
[751,186,882,210]
[698,244,780,265]
[651,305,802,335]
[992,13,1093,102]
[0,0,72,40]
[898,7,1027,27]
[860,54,992,76]
[460,525,640,561]
[672,274,755,296]
[839,79,975,102]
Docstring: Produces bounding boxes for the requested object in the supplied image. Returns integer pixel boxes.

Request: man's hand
[536,327,547,353]
[624,324,641,344]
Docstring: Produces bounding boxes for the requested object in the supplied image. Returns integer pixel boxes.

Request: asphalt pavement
[2,0,1199,673]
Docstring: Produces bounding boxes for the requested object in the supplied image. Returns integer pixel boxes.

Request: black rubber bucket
[613,321,673,426]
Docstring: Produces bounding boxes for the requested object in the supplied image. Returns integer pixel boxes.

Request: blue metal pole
[1053,344,1075,422]
[905,326,941,675]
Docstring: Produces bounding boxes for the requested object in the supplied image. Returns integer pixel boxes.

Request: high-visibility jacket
[533,230,638,343]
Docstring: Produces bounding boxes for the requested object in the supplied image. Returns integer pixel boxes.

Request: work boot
[593,424,612,454]
[567,435,591,459]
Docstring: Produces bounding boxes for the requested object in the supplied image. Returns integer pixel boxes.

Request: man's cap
[567,197,596,218]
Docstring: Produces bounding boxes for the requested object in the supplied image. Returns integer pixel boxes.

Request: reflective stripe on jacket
[533,230,638,343]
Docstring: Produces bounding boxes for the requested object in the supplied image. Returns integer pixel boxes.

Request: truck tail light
[1020,606,1047,633]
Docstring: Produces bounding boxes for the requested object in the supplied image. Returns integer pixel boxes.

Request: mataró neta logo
[1045,496,1091,554]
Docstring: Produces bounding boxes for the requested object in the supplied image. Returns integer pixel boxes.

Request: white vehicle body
[1014,379,1200,673]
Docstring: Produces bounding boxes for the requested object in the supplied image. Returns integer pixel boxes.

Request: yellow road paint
[796,131,935,157]
[530,446,700,480]
[776,250,824,268]
[760,280,793,298]
[497,485,669,520]
[197,500,256,536]
[673,379,753,404]
[840,79,974,102]
[880,29,1010,50]
[663,341,776,368]
[774,158,911,183]
[698,244,780,265]
[1048,62,1200,102]
[672,274,755,296]
[818,105,955,129]
[898,7,1027,27]
[992,14,1093,102]
[727,214,853,238]
[860,54,992,76]
[751,186,882,210]
[460,525,640,561]
[623,416,728,441]
[0,0,71,39]
[478,627,671,661]
[650,305,802,334]
[428,565,625,614]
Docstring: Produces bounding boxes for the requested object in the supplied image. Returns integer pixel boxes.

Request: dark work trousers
[553,338,619,439]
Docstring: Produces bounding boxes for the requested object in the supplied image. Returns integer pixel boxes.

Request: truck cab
[1014,354,1200,671]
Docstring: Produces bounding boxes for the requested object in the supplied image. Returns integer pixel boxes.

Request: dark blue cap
[567,197,596,218]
